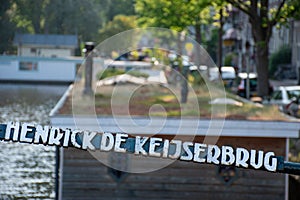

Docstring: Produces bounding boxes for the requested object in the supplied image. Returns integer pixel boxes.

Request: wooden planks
[60,136,286,200]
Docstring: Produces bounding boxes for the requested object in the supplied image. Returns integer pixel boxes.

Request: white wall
[19,47,73,57]
[0,58,77,82]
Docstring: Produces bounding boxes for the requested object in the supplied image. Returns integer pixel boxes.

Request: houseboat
[0,55,83,84]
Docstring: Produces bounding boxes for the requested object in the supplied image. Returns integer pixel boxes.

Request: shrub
[97,68,125,80]
[127,70,149,78]
[189,71,206,86]
[269,45,291,77]
[224,53,237,66]
[97,68,149,80]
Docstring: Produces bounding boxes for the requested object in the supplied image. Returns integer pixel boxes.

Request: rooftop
[13,33,78,48]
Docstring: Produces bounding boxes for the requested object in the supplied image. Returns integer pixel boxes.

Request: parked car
[195,66,220,81]
[269,86,300,116]
[221,66,236,87]
[231,73,258,97]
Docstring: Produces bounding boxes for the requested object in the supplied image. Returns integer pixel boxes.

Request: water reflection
[0,84,67,199]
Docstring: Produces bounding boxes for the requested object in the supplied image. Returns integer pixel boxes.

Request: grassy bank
[60,83,287,121]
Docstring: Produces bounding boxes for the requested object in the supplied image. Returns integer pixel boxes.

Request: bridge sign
[0,121,300,175]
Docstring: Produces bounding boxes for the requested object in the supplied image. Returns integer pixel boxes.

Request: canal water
[0,84,68,199]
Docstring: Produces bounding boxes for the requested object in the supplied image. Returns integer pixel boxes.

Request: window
[249,78,257,90]
[287,90,300,99]
[272,90,282,100]
[19,62,38,71]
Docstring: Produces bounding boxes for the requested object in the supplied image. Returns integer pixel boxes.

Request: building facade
[291,20,300,84]
[13,34,78,57]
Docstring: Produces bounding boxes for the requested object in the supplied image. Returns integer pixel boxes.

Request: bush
[97,68,125,80]
[224,53,237,66]
[269,45,291,77]
[189,71,206,86]
[97,68,149,80]
[127,70,149,78]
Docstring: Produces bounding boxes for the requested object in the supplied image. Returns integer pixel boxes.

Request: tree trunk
[218,8,224,75]
[194,23,201,71]
[32,1,45,33]
[177,32,188,103]
[250,11,271,98]
[255,44,270,97]
[195,23,202,45]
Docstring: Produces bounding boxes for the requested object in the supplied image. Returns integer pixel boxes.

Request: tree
[44,0,105,41]
[12,0,45,33]
[104,0,136,21]
[203,28,219,63]
[2,0,137,52]
[135,0,211,103]
[225,0,300,97]
[211,3,227,75]
[0,0,15,54]
[12,0,106,41]
[135,0,211,44]
[98,15,137,43]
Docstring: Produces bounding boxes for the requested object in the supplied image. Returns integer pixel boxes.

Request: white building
[291,20,300,84]
[13,33,78,57]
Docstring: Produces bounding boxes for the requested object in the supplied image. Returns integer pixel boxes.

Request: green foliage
[12,0,105,41]
[97,68,125,80]
[105,0,136,21]
[203,28,218,63]
[1,0,136,51]
[97,68,149,80]
[189,71,206,86]
[0,0,15,54]
[98,15,137,42]
[269,45,292,77]
[224,53,234,66]
[127,70,149,78]
[135,0,212,32]
[292,0,300,20]
[12,0,44,33]
[134,0,222,67]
